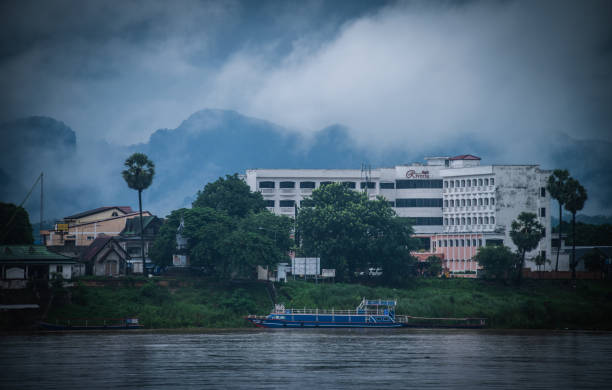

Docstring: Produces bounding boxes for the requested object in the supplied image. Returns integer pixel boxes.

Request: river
[1,329,611,389]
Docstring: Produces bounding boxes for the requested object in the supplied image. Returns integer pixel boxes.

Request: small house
[80,235,129,276]
[0,245,76,289]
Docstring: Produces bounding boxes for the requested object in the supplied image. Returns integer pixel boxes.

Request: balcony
[259,188,275,194]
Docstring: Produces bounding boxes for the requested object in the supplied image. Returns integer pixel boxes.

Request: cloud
[207,1,612,160]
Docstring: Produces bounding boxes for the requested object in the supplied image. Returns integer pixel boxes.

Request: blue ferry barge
[246,298,404,328]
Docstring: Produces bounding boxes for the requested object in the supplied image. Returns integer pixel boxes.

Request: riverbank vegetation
[44,278,612,330]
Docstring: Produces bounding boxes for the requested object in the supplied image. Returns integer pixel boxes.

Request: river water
[1,330,611,389]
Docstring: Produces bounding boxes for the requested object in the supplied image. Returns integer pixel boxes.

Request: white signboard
[321,269,336,278]
[292,257,320,276]
[172,254,189,267]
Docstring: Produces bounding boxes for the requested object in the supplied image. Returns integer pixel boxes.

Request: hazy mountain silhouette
[1,109,611,223]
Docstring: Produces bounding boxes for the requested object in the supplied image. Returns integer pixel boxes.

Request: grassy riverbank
[45,278,612,330]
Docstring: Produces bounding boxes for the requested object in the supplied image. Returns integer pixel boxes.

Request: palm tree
[510,212,545,282]
[564,177,587,280]
[547,169,570,272]
[122,153,155,274]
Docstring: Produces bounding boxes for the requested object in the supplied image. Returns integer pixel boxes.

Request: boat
[246,298,487,329]
[39,317,144,330]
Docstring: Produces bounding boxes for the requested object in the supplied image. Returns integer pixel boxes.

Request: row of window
[444,177,494,188]
[402,217,444,226]
[444,216,495,225]
[444,198,495,207]
[439,239,483,248]
[395,198,443,208]
[259,180,442,190]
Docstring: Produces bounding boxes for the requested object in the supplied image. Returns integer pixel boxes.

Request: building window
[466,239,471,247]
[444,181,448,188]
[491,216,495,224]
[455,180,460,187]
[461,239,464,246]
[112,211,118,217]
[541,250,546,259]
[395,198,443,207]
[450,180,455,188]
[484,178,489,186]
[455,218,460,225]
[300,181,315,189]
[320,181,333,187]
[478,198,483,206]
[484,198,489,206]
[490,178,495,185]
[472,179,476,186]
[449,240,453,247]
[540,207,546,217]
[461,180,465,187]
[87,236,94,240]
[396,180,443,189]
[541,187,546,197]
[279,200,295,207]
[484,216,489,224]
[479,239,483,246]
[380,182,395,189]
[264,200,275,207]
[404,217,443,225]
[461,199,466,206]
[444,200,449,208]
[455,240,459,247]
[360,182,376,189]
[444,218,448,225]
[259,181,275,188]
[450,218,454,225]
[478,178,483,186]
[342,181,356,189]
[473,217,477,225]
[467,179,471,187]
[444,240,448,247]
[467,199,471,206]
[491,197,495,205]
[279,181,295,188]
[56,265,63,273]
[467,218,471,225]
[478,217,483,224]
[461,217,465,225]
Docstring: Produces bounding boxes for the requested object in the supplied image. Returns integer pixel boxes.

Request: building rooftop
[449,154,481,161]
[0,245,76,263]
[64,206,133,220]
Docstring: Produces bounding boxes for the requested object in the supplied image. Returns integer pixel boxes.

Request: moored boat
[246,298,487,329]
[39,317,143,330]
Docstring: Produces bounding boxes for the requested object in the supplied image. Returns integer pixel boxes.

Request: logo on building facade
[406,169,430,179]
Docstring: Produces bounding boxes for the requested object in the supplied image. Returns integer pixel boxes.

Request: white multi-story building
[245,155,552,275]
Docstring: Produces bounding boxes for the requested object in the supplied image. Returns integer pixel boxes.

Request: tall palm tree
[564,177,587,280]
[547,169,570,272]
[122,153,155,274]
[510,212,545,282]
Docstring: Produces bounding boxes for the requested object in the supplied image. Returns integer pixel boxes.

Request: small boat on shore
[246,298,487,329]
[39,317,143,331]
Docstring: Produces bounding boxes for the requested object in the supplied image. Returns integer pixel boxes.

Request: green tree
[422,255,443,277]
[0,202,34,244]
[564,177,588,279]
[192,173,266,218]
[149,208,187,268]
[510,212,545,282]
[533,253,551,278]
[122,153,155,274]
[473,245,518,280]
[297,183,416,283]
[547,169,570,272]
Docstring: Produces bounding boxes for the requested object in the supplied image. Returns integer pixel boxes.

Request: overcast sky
[1,0,611,206]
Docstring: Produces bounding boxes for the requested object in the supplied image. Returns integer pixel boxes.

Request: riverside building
[245,155,551,276]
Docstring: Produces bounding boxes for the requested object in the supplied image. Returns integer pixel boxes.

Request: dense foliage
[192,173,267,218]
[0,202,34,244]
[473,245,518,280]
[296,183,416,284]
[150,174,292,280]
[554,222,612,246]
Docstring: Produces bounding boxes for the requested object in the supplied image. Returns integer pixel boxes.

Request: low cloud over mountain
[1,108,611,223]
